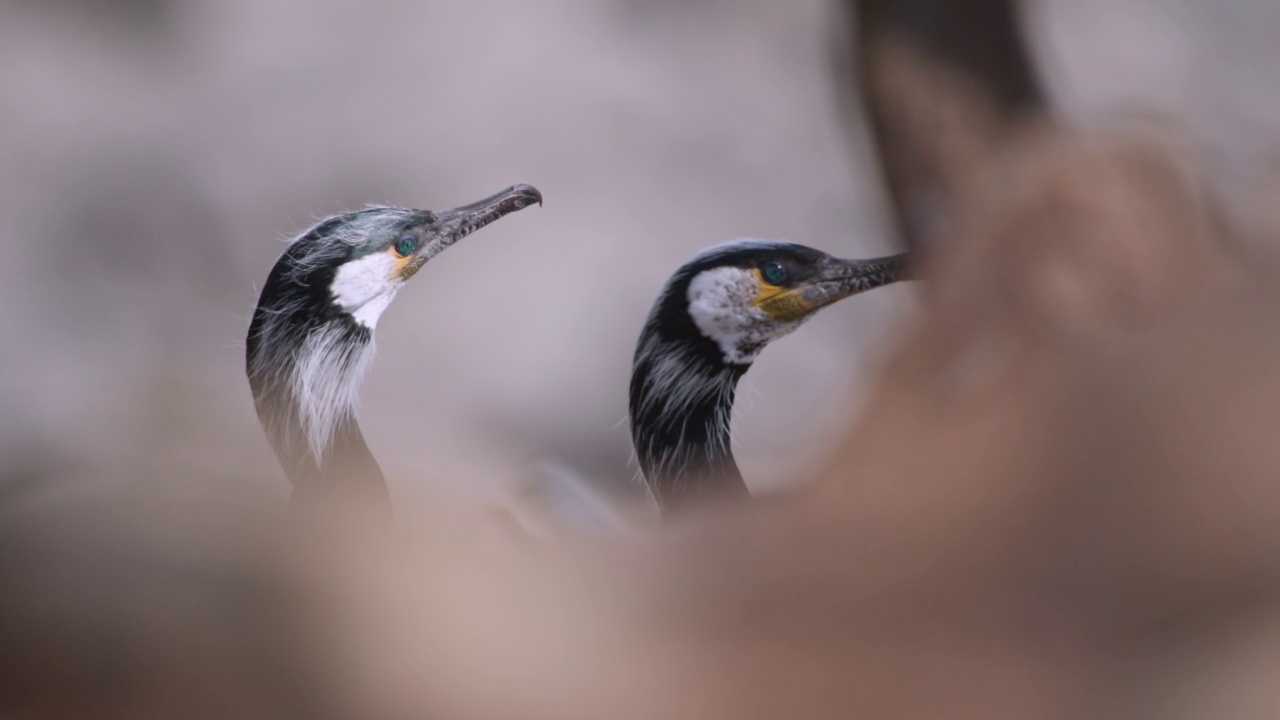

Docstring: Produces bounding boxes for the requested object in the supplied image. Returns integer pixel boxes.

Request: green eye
[761,261,787,285]
[394,235,418,257]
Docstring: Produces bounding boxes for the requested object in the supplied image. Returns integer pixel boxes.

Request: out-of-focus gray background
[1,0,1277,504]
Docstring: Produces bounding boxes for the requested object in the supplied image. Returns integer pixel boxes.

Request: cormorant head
[261,183,543,332]
[247,183,541,470]
[639,239,909,367]
[629,239,909,509]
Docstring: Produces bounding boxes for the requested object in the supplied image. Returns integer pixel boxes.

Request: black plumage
[630,240,909,515]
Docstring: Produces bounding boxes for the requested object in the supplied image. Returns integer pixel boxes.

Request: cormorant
[245,184,542,510]
[629,240,908,515]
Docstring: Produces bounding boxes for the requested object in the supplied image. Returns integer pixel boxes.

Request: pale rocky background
[1,0,1277,507]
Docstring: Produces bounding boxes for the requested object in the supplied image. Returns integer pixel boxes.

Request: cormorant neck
[247,307,390,512]
[630,337,751,514]
[281,413,389,511]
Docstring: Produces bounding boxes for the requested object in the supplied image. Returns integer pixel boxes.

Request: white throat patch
[331,253,404,328]
[686,266,781,364]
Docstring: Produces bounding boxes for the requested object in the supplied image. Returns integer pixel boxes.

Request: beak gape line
[754,289,813,322]
[400,256,428,280]
[754,254,911,322]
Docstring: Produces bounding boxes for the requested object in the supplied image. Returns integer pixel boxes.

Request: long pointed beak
[441,183,543,221]
[799,252,912,309]
[426,183,543,254]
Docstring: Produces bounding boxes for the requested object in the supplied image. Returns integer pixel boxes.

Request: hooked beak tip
[430,183,544,246]
[509,183,543,209]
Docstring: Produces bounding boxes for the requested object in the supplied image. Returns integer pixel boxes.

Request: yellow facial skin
[390,246,428,281]
[750,268,815,322]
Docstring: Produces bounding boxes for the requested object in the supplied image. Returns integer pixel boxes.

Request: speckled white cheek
[331,253,403,328]
[686,267,771,363]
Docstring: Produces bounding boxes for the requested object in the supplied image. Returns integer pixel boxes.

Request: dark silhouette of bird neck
[291,414,388,510]
[630,304,752,513]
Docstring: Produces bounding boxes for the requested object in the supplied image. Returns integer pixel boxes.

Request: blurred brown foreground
[5,1,1280,718]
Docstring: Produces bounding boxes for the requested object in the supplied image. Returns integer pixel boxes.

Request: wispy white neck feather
[288,324,377,463]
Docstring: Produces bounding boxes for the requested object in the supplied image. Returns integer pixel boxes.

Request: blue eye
[761,261,787,285]
[394,235,418,257]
